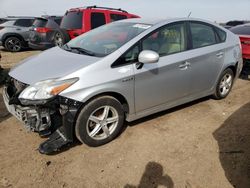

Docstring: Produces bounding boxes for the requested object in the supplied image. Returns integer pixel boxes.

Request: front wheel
[75,96,124,147]
[213,68,234,99]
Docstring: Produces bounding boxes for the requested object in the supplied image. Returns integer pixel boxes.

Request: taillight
[34,27,51,33]
[242,40,250,45]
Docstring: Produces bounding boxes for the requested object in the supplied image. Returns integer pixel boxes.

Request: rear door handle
[179,61,191,70]
[216,52,224,58]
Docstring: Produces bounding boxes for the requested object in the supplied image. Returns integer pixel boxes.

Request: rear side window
[91,12,106,29]
[110,14,127,22]
[15,19,34,27]
[215,27,227,42]
[190,22,216,48]
[230,25,250,35]
[61,11,83,29]
[33,19,47,27]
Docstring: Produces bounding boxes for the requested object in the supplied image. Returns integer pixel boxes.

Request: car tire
[75,96,124,147]
[53,29,71,47]
[4,36,22,52]
[213,68,234,100]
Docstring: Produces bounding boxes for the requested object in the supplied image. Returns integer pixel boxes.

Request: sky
[0,0,249,23]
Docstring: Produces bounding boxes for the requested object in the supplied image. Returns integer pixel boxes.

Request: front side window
[91,12,106,29]
[15,19,34,27]
[190,22,216,48]
[142,22,187,56]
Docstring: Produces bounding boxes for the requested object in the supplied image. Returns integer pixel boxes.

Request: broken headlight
[18,78,78,105]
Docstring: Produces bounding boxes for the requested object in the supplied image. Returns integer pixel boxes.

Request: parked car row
[0,6,139,52]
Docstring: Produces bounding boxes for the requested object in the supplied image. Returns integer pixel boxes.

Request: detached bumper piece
[39,100,80,154]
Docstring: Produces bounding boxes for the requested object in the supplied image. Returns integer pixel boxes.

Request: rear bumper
[243,54,250,60]
[28,42,54,50]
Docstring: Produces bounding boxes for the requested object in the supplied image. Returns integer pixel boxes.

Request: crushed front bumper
[2,86,53,132]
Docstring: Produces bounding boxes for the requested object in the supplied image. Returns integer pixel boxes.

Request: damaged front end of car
[3,77,82,154]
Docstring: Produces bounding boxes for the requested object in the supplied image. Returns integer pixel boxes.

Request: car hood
[9,47,101,85]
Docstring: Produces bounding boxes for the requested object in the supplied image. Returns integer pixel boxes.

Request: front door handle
[216,52,224,58]
[179,61,191,70]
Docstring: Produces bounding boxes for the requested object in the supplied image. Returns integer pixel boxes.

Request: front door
[134,22,191,113]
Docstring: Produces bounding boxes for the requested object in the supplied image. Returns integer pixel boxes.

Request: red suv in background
[53,6,140,47]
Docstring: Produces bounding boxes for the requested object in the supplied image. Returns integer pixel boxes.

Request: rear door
[14,19,34,41]
[187,21,226,95]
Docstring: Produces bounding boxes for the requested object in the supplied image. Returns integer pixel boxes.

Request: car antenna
[187,12,192,18]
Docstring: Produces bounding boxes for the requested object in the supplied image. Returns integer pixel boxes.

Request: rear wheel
[4,37,22,52]
[213,68,234,99]
[53,29,70,47]
[75,96,124,147]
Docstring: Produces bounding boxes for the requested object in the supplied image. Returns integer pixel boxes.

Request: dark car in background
[224,20,250,29]
[230,24,250,77]
[53,6,140,47]
[230,24,250,60]
[0,16,35,52]
[28,16,62,50]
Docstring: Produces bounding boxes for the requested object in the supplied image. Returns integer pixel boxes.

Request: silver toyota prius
[3,18,242,154]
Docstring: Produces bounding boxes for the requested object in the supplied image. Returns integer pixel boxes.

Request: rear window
[14,19,34,27]
[110,14,127,22]
[33,19,47,27]
[61,11,83,29]
[230,25,250,35]
[91,12,106,29]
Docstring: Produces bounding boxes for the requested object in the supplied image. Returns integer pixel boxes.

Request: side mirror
[138,50,159,64]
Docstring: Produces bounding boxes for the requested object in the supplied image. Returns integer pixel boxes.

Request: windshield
[66,22,151,57]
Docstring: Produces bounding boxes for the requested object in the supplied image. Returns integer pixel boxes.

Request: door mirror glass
[138,50,159,64]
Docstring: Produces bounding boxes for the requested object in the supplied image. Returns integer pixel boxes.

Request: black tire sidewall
[75,96,124,147]
[54,29,71,47]
[4,37,22,52]
[215,68,234,99]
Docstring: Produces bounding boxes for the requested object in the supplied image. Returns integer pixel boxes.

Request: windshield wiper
[66,46,96,56]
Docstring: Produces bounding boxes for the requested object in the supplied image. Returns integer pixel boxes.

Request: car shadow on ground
[124,161,174,188]
[213,102,250,188]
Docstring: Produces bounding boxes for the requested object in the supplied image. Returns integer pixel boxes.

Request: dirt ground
[0,48,250,188]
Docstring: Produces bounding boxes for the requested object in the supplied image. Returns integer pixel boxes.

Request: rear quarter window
[110,14,127,22]
[215,27,227,42]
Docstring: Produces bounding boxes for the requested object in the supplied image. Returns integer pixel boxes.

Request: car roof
[118,17,218,26]
[4,16,35,20]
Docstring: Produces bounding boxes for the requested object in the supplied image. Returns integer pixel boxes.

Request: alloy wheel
[86,105,119,140]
